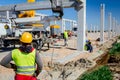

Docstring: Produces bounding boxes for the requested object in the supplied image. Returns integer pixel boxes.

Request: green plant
[109,42,120,55]
[78,66,113,80]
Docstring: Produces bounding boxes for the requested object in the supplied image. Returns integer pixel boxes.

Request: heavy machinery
[50,25,60,38]
[0,17,43,49]
[18,0,35,18]
[0,14,62,49]
[0,0,86,51]
[0,0,64,49]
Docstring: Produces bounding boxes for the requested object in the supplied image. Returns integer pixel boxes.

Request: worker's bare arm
[0,52,16,69]
[35,52,43,76]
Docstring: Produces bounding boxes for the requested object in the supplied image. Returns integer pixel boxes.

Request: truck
[0,17,49,49]
[0,0,64,49]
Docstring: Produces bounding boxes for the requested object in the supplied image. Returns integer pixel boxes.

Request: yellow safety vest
[64,31,68,39]
[12,49,36,75]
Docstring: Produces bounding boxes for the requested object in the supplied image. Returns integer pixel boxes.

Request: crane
[18,0,35,18]
[0,0,86,51]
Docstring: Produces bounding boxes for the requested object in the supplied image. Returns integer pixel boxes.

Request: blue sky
[0,0,120,30]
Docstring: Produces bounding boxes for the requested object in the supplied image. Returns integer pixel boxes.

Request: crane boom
[18,0,35,18]
[0,1,82,11]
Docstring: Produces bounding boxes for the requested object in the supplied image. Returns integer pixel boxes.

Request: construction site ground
[0,32,117,80]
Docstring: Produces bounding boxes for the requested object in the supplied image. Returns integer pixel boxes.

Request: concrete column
[90,24,92,33]
[112,17,115,37]
[86,24,87,32]
[62,19,65,33]
[72,21,74,31]
[96,25,98,33]
[116,22,119,36]
[108,13,112,39]
[94,25,96,33]
[77,0,86,51]
[72,21,76,31]
[70,21,72,31]
[6,11,9,19]
[100,4,105,43]
[115,20,118,36]
[118,24,120,35]
[114,20,117,36]
[54,20,57,24]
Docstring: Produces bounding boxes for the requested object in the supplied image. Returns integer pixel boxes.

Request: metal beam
[0,1,82,11]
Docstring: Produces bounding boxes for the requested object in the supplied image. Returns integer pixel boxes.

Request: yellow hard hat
[20,32,33,43]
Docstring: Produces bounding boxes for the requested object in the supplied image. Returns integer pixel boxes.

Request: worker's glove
[10,63,17,71]
[33,70,40,77]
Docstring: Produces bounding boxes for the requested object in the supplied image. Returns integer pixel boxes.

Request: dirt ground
[0,32,116,80]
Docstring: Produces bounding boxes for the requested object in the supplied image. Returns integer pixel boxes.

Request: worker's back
[63,31,68,39]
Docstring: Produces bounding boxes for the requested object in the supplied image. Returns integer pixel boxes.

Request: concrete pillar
[96,25,99,33]
[72,21,76,31]
[70,21,72,31]
[6,11,9,19]
[86,24,87,32]
[61,19,65,33]
[108,13,112,39]
[54,20,57,24]
[114,20,117,36]
[77,0,86,51]
[115,20,118,36]
[116,22,119,36]
[112,17,115,37]
[100,4,105,43]
[72,21,74,31]
[94,25,96,33]
[118,24,120,35]
[90,24,92,33]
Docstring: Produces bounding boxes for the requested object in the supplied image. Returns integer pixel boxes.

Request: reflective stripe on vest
[12,49,36,75]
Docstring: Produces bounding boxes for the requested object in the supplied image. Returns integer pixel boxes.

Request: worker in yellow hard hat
[0,32,43,80]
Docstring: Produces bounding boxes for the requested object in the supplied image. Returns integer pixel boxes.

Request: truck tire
[0,38,3,48]
[38,40,44,50]
[3,44,9,48]
[32,42,38,49]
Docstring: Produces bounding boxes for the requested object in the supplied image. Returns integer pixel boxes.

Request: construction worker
[0,32,43,80]
[85,39,93,53]
[63,30,68,46]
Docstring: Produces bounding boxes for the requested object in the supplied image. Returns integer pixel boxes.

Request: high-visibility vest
[63,31,68,39]
[12,49,36,75]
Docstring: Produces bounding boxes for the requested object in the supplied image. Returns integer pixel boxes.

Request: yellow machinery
[24,23,44,27]
[50,25,60,38]
[18,0,35,18]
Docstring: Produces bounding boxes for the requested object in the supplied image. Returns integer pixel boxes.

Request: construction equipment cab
[0,18,12,37]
